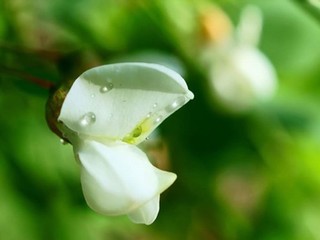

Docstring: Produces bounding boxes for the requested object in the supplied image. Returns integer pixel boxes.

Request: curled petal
[128,195,160,225]
[76,140,176,223]
[58,63,194,144]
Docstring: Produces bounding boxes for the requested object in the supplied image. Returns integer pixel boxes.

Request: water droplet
[100,82,113,93]
[91,93,95,98]
[166,96,186,112]
[60,138,68,145]
[146,112,152,118]
[79,112,96,127]
[153,103,158,108]
[154,116,162,124]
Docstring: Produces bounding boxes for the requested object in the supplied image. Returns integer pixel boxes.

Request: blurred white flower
[208,5,277,112]
[58,63,194,224]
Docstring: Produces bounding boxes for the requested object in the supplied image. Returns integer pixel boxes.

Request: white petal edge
[76,139,177,218]
[127,195,160,225]
[58,63,194,144]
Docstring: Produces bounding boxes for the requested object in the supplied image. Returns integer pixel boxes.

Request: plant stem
[0,65,55,90]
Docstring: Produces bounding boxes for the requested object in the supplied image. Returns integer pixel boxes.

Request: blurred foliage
[1,0,320,239]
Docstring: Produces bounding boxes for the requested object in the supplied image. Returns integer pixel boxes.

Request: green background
[1,0,320,239]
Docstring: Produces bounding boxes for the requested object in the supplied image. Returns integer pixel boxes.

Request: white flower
[208,5,277,112]
[58,63,194,224]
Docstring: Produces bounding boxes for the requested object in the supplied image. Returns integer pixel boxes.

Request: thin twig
[0,65,55,90]
[0,43,62,62]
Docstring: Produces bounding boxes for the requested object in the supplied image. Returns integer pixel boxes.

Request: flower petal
[127,195,160,225]
[58,63,194,144]
[76,139,176,217]
[236,5,262,47]
[210,46,277,111]
[127,167,177,225]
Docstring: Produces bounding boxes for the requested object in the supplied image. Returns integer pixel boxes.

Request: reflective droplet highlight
[79,112,96,127]
[100,82,113,93]
[154,116,162,124]
[60,138,68,145]
[153,103,158,108]
[166,96,186,113]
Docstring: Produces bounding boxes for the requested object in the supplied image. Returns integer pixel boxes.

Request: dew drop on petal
[90,93,95,98]
[154,115,163,124]
[79,112,96,127]
[166,96,186,113]
[100,86,108,93]
[100,82,114,93]
[153,103,158,108]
